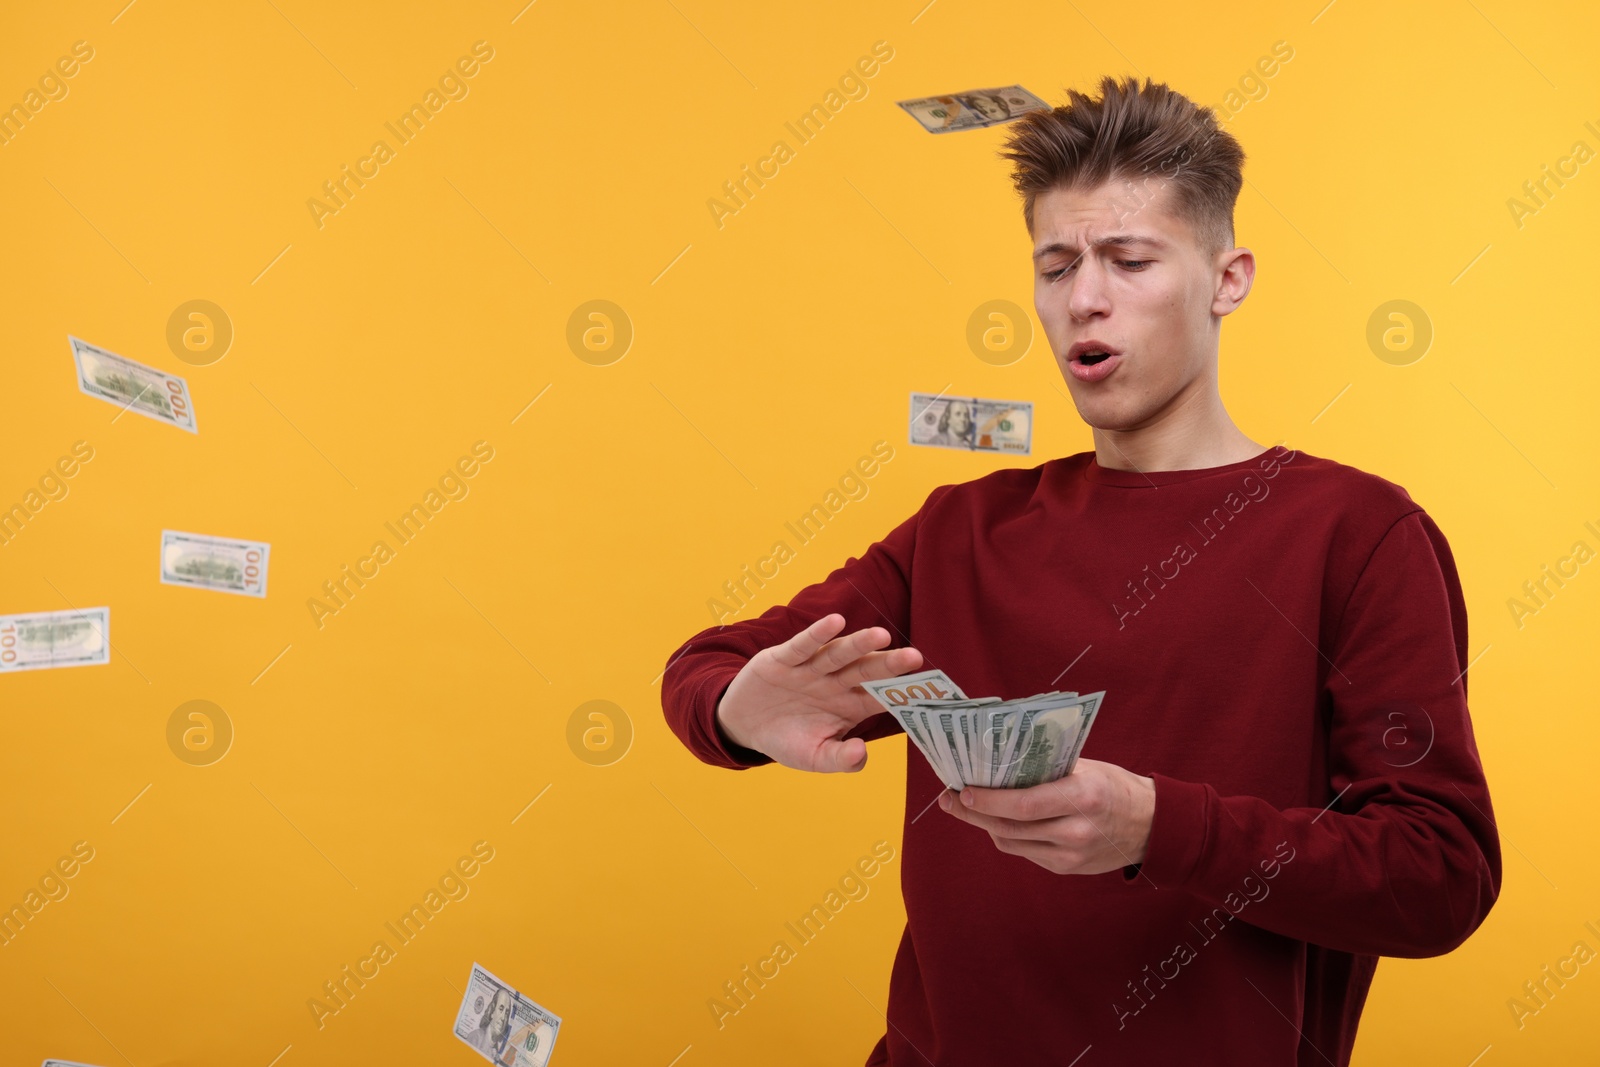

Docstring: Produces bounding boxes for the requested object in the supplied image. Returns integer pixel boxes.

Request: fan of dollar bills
[861,669,1103,790]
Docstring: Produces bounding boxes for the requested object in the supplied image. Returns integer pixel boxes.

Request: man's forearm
[1135,773,1500,957]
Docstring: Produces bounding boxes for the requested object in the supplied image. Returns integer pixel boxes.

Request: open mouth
[1066,343,1122,382]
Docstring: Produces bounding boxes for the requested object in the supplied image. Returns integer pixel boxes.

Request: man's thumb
[818,737,869,773]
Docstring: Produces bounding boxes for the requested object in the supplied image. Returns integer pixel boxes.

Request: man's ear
[1212,246,1255,316]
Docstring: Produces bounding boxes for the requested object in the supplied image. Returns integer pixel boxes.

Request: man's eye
[1042,257,1147,280]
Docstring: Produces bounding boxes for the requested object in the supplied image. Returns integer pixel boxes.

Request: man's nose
[1067,257,1111,320]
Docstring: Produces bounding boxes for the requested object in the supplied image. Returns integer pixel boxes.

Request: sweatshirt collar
[1082,446,1288,488]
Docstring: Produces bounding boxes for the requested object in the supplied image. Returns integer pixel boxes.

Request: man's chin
[1081,412,1158,441]
[1056,375,1141,426]
[1076,403,1153,435]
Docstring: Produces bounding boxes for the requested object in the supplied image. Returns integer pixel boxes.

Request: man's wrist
[714,694,745,748]
[713,692,767,762]
[1136,773,1212,889]
[1130,774,1156,865]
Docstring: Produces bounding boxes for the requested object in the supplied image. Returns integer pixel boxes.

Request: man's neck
[1090,389,1265,474]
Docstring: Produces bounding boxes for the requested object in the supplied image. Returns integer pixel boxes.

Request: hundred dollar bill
[995,692,1104,789]
[1048,690,1103,782]
[0,607,110,674]
[979,694,1073,783]
[865,668,1105,789]
[922,707,968,789]
[860,668,968,710]
[890,708,960,790]
[897,85,1051,133]
[865,670,968,787]
[161,530,270,597]
[866,671,965,787]
[42,1060,107,1066]
[964,700,1025,788]
[453,962,561,1067]
[979,704,1017,788]
[933,707,974,784]
[910,393,1032,455]
[69,335,198,433]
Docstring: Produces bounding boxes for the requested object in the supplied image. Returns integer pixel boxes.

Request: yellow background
[2,0,1597,1064]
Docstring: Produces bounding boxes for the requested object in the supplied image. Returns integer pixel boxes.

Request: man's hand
[716,613,923,773]
[937,758,1157,875]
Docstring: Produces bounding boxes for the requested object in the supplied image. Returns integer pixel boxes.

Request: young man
[661,75,1500,1065]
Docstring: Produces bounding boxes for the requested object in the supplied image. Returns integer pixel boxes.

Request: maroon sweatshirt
[661,445,1500,1066]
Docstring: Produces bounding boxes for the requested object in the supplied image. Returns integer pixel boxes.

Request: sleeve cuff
[1133,772,1212,890]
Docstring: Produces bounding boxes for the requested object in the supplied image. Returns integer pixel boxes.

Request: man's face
[1031,179,1241,435]
[490,991,512,1030]
[947,401,972,434]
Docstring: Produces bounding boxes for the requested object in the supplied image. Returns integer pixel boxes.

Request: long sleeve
[660,488,949,770]
[1135,509,1502,957]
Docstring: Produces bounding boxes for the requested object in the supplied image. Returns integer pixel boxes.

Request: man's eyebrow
[1032,234,1166,261]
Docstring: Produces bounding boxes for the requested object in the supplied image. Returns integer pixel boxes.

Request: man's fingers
[939,791,1062,842]
[768,614,847,668]
[831,645,924,689]
[958,778,1085,822]
[809,626,891,675]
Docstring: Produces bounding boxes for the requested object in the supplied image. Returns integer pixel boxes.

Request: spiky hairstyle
[998,76,1245,253]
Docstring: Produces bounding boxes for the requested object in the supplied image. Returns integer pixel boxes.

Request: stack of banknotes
[861,669,1103,790]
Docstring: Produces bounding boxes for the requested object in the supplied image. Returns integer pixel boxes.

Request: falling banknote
[453,962,561,1067]
[0,607,110,674]
[862,668,1103,790]
[909,393,1032,455]
[896,85,1051,133]
[160,530,270,598]
[43,1060,107,1066]
[69,335,198,433]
